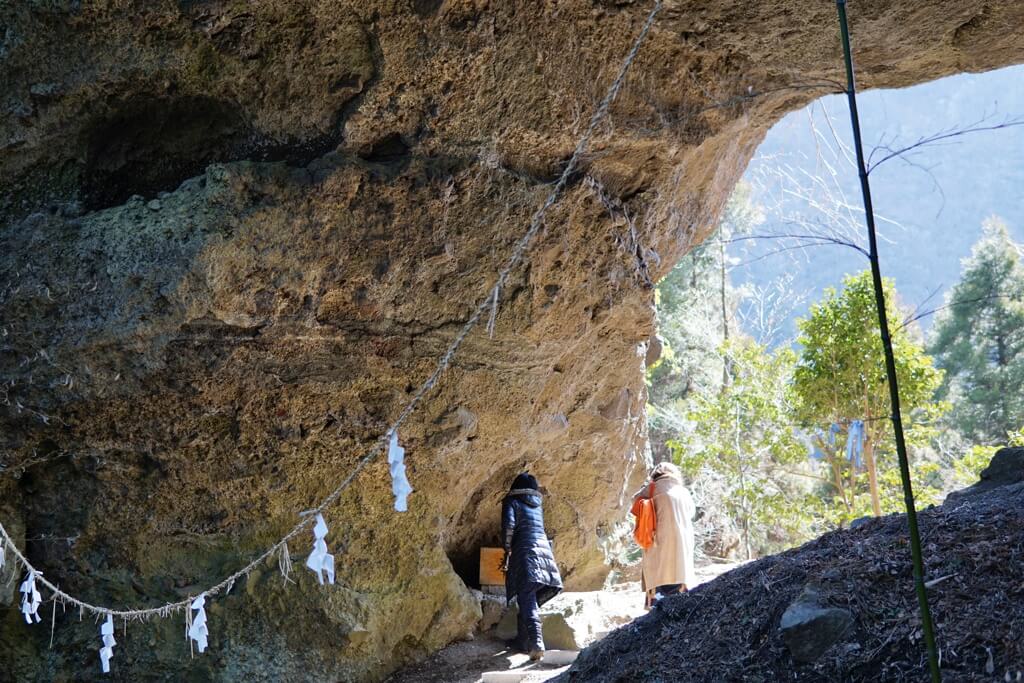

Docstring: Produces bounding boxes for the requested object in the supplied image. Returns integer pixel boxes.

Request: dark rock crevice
[1,3,378,218]
[82,94,248,209]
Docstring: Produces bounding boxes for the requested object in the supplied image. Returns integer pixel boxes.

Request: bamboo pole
[833,2,941,680]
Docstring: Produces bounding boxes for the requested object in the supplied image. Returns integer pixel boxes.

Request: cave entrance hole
[443,462,522,591]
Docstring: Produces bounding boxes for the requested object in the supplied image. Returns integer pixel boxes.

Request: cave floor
[385,637,570,683]
[386,562,743,683]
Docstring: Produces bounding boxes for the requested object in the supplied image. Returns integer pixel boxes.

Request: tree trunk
[720,239,731,390]
[864,436,882,517]
[848,426,857,494]
[997,333,1009,437]
[735,405,751,560]
[816,434,849,511]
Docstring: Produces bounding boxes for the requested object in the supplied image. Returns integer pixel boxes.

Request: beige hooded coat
[634,474,696,591]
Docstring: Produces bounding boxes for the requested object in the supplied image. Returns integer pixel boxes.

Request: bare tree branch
[867,114,1024,174]
[896,292,1016,332]
[719,232,870,259]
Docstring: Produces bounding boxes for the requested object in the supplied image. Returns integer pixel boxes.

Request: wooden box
[479,546,506,586]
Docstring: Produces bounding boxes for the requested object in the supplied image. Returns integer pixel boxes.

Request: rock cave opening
[648,63,1024,564]
[445,540,489,592]
[443,462,525,591]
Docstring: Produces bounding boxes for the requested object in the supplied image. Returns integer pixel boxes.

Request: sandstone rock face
[2,1,1023,680]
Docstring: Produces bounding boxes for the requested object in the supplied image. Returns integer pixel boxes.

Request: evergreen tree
[648,183,761,404]
[792,271,946,519]
[930,218,1024,444]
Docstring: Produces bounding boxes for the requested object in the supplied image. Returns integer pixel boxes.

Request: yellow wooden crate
[479,547,506,586]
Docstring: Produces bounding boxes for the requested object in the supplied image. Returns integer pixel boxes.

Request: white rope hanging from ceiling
[0,1,663,673]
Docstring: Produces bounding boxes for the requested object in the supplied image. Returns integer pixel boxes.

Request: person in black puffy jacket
[501,472,563,660]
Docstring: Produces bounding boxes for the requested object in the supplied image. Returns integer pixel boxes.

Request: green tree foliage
[647,184,761,460]
[668,339,819,558]
[648,184,761,402]
[930,218,1024,445]
[949,428,1024,491]
[792,271,946,520]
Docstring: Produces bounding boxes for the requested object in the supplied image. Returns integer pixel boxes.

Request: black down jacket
[502,489,563,606]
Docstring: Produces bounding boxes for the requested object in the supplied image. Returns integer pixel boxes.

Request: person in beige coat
[632,461,696,605]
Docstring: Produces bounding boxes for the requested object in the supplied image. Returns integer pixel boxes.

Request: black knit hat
[510,472,539,491]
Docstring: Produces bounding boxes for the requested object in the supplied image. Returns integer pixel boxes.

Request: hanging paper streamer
[486,285,501,338]
[387,430,413,512]
[305,514,335,585]
[19,569,42,624]
[188,595,209,653]
[846,419,865,468]
[99,614,116,673]
[278,542,293,584]
[827,423,841,447]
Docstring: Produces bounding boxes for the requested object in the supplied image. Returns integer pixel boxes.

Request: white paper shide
[305,514,335,585]
[19,569,42,624]
[188,594,209,653]
[387,430,413,512]
[99,614,116,673]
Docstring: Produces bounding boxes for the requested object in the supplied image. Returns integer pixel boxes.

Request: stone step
[481,672,530,683]
[479,651,578,682]
[541,650,579,666]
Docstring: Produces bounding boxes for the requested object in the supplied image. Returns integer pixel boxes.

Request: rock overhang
[2,1,1024,680]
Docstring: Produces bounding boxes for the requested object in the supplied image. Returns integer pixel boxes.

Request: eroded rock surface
[2,1,1024,680]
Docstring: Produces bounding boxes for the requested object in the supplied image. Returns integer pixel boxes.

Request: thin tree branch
[867,115,1024,174]
[719,232,870,258]
[778,468,834,485]
[896,292,1016,331]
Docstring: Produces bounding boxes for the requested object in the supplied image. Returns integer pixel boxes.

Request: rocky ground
[556,451,1024,682]
[387,563,742,683]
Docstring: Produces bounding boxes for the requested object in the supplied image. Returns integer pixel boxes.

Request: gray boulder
[492,586,646,650]
[779,585,855,663]
[493,605,578,650]
[470,590,507,633]
[849,515,873,530]
[947,447,1024,502]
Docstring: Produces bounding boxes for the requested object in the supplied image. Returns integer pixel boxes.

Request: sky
[731,64,1024,344]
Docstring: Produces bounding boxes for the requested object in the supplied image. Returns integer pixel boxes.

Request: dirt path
[386,563,743,683]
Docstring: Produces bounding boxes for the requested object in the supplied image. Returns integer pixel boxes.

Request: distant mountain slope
[733,65,1024,343]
